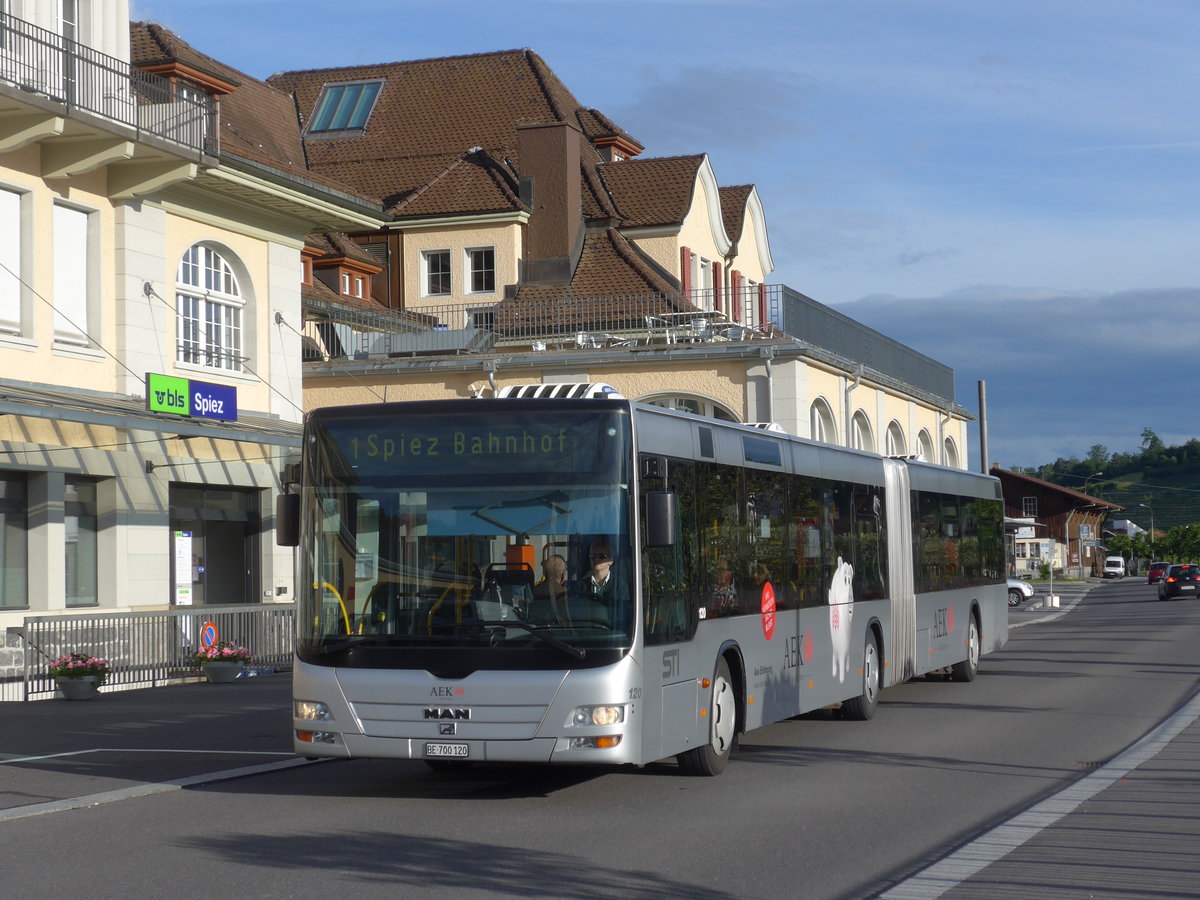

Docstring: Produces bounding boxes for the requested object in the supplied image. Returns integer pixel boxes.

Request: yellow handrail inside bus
[315,581,353,634]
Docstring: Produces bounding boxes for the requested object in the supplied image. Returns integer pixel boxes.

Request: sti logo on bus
[425,707,471,720]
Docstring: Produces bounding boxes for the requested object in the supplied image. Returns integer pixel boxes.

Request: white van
[1103,556,1126,578]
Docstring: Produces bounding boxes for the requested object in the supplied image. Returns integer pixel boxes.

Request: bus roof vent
[496,383,624,400]
[748,422,786,433]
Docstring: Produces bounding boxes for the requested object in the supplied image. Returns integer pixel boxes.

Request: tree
[1087,444,1108,470]
[1141,428,1165,453]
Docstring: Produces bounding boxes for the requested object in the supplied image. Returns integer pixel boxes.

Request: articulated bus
[278,384,1007,775]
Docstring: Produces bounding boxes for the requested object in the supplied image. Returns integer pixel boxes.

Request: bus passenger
[710,558,736,616]
[531,554,569,623]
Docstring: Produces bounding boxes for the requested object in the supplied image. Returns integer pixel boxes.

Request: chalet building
[0,2,386,641]
[267,51,974,464]
[992,468,1124,578]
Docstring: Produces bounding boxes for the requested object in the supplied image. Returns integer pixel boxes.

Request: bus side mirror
[645,491,676,548]
[276,492,300,546]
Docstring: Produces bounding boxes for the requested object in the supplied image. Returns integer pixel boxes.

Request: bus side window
[641,457,698,645]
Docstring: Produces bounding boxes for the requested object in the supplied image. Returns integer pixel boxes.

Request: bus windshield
[297,404,634,670]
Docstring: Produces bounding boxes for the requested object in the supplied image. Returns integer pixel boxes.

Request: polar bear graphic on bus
[829,557,854,683]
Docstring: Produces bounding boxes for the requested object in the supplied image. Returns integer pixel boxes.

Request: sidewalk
[884,578,1200,898]
[0,673,303,821]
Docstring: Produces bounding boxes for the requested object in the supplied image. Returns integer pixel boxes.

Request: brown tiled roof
[301,277,342,306]
[305,233,380,268]
[575,108,644,152]
[598,156,705,228]
[387,149,523,217]
[129,23,383,207]
[492,228,683,331]
[132,23,304,169]
[719,185,753,243]
[267,49,640,205]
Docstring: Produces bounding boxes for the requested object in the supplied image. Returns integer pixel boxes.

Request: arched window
[851,410,875,453]
[885,420,906,456]
[916,429,935,463]
[642,394,738,422]
[943,437,960,469]
[809,398,836,444]
[176,244,246,372]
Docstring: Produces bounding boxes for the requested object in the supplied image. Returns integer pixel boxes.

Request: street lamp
[1138,503,1155,558]
[1083,471,1104,494]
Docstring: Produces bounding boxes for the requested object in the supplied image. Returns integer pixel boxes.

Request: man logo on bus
[829,557,854,683]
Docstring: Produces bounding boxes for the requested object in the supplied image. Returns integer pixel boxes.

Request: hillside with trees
[1015,429,1200,562]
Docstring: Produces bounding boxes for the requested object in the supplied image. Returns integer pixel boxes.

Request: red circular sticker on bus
[947,608,955,634]
[761,582,776,640]
[802,630,814,663]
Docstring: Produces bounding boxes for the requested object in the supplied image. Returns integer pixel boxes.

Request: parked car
[1158,564,1200,601]
[1103,556,1126,578]
[1147,562,1169,584]
[1007,578,1035,607]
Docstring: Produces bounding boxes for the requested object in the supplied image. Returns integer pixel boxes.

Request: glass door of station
[169,486,261,606]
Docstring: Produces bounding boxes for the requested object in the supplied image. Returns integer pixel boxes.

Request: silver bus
[278,386,1007,775]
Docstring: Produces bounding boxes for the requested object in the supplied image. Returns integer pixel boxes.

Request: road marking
[1007,589,1088,629]
[0,752,325,823]
[878,686,1200,900]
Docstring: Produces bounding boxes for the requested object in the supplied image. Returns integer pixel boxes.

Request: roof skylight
[307,80,384,135]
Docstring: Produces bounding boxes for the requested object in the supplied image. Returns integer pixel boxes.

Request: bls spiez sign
[146,373,238,422]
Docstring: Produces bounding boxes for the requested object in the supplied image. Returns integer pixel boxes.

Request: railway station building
[1,3,972,686]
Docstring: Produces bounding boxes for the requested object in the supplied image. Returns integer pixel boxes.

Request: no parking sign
[200,622,219,648]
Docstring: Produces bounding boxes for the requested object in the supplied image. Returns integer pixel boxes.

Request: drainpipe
[485,359,498,395]
[759,346,775,424]
[938,407,953,465]
[844,365,863,448]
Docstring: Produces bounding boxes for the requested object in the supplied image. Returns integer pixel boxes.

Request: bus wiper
[475,621,586,660]
[315,635,389,655]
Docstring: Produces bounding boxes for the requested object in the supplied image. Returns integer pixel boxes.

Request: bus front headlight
[295,699,332,721]
[570,705,625,726]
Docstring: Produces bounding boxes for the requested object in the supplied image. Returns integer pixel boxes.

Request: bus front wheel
[677,657,737,776]
[841,632,880,721]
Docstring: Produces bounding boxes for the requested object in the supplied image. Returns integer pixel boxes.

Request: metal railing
[304,283,956,400]
[304,286,774,358]
[0,11,214,158]
[6,605,294,701]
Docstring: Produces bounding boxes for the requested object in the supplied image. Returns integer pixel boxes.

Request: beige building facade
[0,1,384,643]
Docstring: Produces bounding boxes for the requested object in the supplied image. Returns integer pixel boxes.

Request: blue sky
[130,0,1199,469]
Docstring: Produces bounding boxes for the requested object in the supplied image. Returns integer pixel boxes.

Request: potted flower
[194,641,253,683]
[48,652,110,700]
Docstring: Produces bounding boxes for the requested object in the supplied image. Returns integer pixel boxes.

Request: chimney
[517,121,584,284]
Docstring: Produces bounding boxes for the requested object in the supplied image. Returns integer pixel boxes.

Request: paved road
[2,579,1198,899]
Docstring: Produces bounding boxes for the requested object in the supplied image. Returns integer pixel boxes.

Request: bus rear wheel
[677,657,737,776]
[950,615,980,682]
[841,632,880,721]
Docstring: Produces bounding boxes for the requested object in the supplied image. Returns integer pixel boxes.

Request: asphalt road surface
[2,578,1197,899]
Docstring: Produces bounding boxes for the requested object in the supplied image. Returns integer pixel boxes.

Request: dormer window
[307,80,384,136]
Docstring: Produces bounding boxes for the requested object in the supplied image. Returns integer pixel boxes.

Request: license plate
[1181,585,1195,590]
[425,742,469,758]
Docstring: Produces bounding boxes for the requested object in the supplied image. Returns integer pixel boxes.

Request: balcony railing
[303,284,956,401]
[0,11,214,158]
[304,286,775,356]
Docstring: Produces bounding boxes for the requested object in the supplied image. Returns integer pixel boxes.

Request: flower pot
[202,661,244,684]
[56,675,101,700]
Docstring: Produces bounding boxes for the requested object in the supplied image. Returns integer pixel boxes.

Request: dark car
[1147,562,1169,584]
[1158,564,1200,600]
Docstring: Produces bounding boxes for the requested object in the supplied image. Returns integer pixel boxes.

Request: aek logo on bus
[430,686,466,696]
[932,607,953,639]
